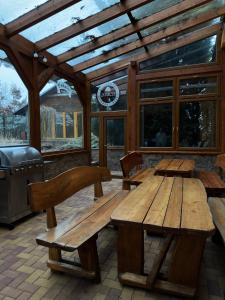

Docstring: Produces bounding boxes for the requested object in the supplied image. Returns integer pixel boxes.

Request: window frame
[137,72,221,152]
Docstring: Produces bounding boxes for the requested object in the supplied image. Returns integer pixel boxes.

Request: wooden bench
[28,166,129,282]
[196,154,225,196]
[208,197,225,245]
[120,151,154,190]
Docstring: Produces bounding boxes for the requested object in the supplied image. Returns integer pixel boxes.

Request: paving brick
[17,291,32,300]
[18,281,39,293]
[17,265,34,274]
[1,286,22,298]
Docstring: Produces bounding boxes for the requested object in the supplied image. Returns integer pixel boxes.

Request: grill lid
[0,146,43,168]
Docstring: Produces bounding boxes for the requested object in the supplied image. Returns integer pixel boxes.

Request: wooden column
[127,61,137,151]
[62,112,66,138]
[30,58,41,150]
[221,27,225,153]
[73,112,78,138]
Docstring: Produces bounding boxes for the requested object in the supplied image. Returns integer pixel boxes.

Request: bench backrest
[120,151,143,178]
[28,166,111,212]
[215,154,225,177]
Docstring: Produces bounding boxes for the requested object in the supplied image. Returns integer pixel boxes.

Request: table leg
[117,223,144,275]
[168,234,206,288]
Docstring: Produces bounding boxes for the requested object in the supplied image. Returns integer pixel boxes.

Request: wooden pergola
[0,0,225,164]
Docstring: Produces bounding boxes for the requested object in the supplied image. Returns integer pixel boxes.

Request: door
[103,116,126,171]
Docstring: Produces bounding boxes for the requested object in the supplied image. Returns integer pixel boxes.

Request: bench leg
[78,235,101,283]
[122,180,131,190]
[117,223,144,275]
[49,247,61,262]
[163,234,206,296]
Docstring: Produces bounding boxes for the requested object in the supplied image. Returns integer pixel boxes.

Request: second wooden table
[154,159,195,177]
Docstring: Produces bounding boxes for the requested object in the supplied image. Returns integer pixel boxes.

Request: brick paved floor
[0,179,224,300]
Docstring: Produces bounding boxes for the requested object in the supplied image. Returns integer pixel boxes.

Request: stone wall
[142,153,217,171]
[44,151,90,179]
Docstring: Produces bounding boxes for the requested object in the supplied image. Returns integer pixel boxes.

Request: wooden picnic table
[154,159,195,177]
[111,175,214,298]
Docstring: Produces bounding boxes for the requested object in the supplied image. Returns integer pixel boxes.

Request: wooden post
[221,27,225,153]
[30,58,41,150]
[62,112,66,138]
[73,112,78,138]
[127,61,137,151]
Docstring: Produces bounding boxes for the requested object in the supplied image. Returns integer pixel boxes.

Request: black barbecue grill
[0,146,44,227]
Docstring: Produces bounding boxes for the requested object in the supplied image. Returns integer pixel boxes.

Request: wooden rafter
[0,24,86,85]
[73,6,225,72]
[36,0,153,51]
[6,0,82,37]
[86,23,221,81]
[57,0,212,64]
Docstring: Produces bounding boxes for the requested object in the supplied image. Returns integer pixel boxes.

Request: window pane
[179,77,217,96]
[106,118,124,146]
[91,117,99,149]
[40,76,83,152]
[48,15,131,56]
[140,104,173,147]
[0,0,49,24]
[21,0,120,42]
[68,33,138,66]
[139,35,217,71]
[140,81,173,99]
[132,0,182,20]
[91,70,128,112]
[179,101,216,148]
[0,50,29,146]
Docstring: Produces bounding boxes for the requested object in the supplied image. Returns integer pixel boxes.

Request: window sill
[137,149,221,155]
[42,149,89,159]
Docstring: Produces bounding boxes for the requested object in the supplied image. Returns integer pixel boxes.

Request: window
[179,76,217,96]
[140,80,173,100]
[0,50,29,146]
[179,101,216,148]
[40,75,83,152]
[140,104,173,147]
[139,74,219,150]
[91,70,128,112]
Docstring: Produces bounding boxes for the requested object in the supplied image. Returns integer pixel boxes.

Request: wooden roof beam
[36,0,153,51]
[0,25,86,85]
[57,0,212,64]
[73,6,225,72]
[6,0,82,37]
[86,23,221,81]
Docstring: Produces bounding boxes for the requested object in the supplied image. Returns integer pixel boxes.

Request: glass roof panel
[131,0,183,20]
[0,50,7,60]
[83,47,145,73]
[68,33,139,66]
[0,0,49,24]
[48,14,131,56]
[21,0,120,42]
[141,0,224,38]
[140,34,217,71]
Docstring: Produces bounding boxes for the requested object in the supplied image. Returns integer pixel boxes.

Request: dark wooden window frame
[137,71,221,153]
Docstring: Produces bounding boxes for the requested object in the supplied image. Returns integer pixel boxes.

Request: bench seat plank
[125,168,154,185]
[53,190,129,251]
[196,170,225,195]
[208,197,225,243]
[36,190,119,248]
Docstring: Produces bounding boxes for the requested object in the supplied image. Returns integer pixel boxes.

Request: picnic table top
[111,176,214,235]
[154,159,195,174]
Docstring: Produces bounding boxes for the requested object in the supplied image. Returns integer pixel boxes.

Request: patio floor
[0,179,224,300]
